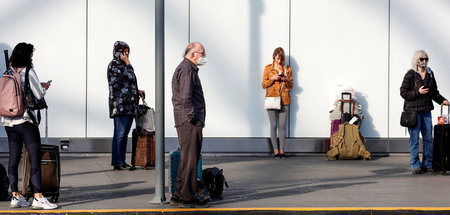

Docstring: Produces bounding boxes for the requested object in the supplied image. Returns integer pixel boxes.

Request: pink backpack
[0,70,25,117]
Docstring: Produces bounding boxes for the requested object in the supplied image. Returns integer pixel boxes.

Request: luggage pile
[327,90,371,160]
[326,123,371,160]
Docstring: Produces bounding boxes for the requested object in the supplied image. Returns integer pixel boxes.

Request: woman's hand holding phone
[120,52,130,65]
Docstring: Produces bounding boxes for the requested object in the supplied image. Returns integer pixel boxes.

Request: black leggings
[5,122,42,193]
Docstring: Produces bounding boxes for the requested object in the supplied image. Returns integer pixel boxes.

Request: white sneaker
[32,197,58,210]
[10,195,30,208]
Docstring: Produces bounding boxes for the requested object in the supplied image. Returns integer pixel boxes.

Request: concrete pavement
[0,153,449,214]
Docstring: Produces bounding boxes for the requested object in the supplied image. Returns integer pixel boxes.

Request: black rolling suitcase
[22,109,60,202]
[432,106,450,175]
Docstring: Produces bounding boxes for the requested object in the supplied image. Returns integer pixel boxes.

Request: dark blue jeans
[408,111,433,169]
[111,116,134,167]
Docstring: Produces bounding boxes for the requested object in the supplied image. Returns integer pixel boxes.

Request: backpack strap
[220,169,229,188]
[24,67,42,125]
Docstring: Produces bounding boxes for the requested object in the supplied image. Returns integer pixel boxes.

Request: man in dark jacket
[170,42,207,208]
[107,41,145,170]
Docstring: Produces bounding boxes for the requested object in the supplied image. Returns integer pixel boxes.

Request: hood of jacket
[112,41,130,63]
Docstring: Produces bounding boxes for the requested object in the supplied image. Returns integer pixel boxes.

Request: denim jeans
[111,116,134,166]
[408,111,433,169]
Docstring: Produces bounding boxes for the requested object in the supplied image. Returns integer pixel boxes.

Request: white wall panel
[190,0,290,137]
[165,0,189,137]
[390,0,450,137]
[0,0,86,137]
[290,0,389,138]
[1,0,449,141]
[87,0,155,137]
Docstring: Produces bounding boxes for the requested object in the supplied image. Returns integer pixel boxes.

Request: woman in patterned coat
[107,41,145,170]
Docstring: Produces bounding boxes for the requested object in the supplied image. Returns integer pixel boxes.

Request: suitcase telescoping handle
[441,104,449,115]
[341,92,352,100]
[440,104,449,124]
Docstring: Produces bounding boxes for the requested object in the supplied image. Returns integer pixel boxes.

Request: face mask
[197,56,207,66]
[418,61,427,68]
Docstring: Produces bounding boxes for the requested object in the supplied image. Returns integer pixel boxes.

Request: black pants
[5,122,42,193]
[174,121,203,201]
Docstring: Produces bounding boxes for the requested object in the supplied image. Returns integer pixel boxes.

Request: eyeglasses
[419,58,429,62]
[194,51,206,56]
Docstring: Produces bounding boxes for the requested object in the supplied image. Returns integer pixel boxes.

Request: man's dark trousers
[174,121,203,201]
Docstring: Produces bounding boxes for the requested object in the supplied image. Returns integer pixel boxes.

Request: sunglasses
[419,58,429,62]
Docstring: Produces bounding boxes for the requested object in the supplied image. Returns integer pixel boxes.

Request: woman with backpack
[400,50,449,174]
[1,43,57,209]
[262,47,294,159]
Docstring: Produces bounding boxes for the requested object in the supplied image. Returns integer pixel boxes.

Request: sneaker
[122,163,132,169]
[180,199,208,208]
[412,167,423,174]
[170,195,181,206]
[279,153,288,159]
[273,154,280,159]
[10,195,30,208]
[32,197,58,210]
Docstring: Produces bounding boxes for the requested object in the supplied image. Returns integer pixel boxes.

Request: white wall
[0,0,86,137]
[164,0,189,138]
[1,0,450,140]
[87,0,155,137]
[389,0,450,137]
[291,0,389,138]
[187,0,290,137]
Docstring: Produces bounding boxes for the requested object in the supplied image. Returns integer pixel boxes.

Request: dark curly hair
[10,42,34,68]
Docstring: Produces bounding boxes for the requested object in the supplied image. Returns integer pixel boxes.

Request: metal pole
[151,0,166,204]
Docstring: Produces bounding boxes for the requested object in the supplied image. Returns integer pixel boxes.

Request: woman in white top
[1,43,57,209]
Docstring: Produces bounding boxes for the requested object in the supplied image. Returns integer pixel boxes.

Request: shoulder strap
[25,67,31,89]
[24,67,42,125]
[279,67,287,96]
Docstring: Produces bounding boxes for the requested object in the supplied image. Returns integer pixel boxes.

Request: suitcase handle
[441,104,449,116]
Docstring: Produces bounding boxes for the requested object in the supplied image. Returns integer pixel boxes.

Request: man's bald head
[184,42,204,57]
[184,42,206,66]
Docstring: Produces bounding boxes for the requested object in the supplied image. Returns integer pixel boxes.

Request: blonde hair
[411,50,428,71]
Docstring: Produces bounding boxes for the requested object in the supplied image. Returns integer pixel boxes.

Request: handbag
[136,98,156,132]
[264,68,285,110]
[400,110,417,127]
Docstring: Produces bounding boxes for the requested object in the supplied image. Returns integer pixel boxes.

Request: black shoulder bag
[24,67,48,124]
[400,72,417,128]
[400,110,417,127]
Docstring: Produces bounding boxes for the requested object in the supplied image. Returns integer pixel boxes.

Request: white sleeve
[28,68,46,99]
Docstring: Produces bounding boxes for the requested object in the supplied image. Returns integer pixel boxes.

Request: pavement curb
[2,207,450,215]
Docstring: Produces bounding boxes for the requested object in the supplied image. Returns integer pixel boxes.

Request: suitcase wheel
[51,195,58,203]
[26,196,31,201]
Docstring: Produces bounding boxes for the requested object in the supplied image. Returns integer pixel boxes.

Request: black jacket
[400,68,446,112]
